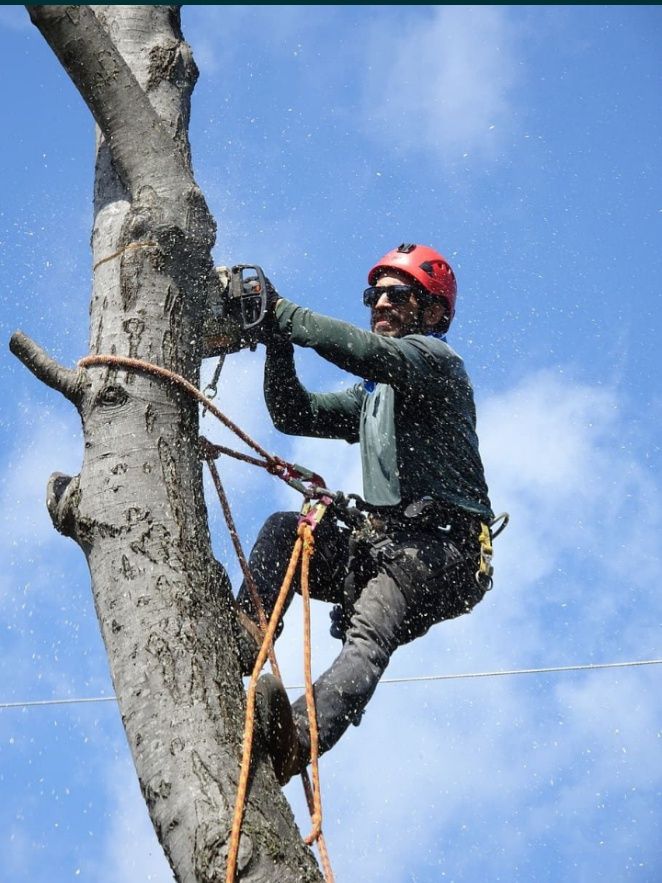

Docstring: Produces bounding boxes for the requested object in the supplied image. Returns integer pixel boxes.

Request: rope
[4,658,661,710]
[203,450,279,675]
[92,240,158,273]
[302,770,334,881]
[225,522,333,883]
[204,449,333,879]
[226,536,304,883]
[299,524,324,849]
[78,354,280,467]
[202,439,272,472]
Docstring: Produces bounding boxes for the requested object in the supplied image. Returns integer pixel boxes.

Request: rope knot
[298,521,315,552]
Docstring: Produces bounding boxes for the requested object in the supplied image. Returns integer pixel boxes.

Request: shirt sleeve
[263,334,363,443]
[274,298,459,389]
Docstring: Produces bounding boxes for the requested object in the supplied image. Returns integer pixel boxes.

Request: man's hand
[264,276,281,313]
[253,275,285,347]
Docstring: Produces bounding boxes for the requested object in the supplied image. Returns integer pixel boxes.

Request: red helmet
[367,243,457,330]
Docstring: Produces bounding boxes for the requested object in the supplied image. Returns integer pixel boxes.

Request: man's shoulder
[401,333,464,367]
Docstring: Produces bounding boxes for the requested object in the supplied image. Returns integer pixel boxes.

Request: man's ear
[422,301,446,332]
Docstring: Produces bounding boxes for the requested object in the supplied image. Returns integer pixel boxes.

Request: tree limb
[9,330,83,404]
[26,5,193,208]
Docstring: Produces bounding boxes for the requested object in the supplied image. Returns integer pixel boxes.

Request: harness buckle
[475,512,510,590]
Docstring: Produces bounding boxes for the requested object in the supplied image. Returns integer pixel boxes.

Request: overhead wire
[2,658,660,711]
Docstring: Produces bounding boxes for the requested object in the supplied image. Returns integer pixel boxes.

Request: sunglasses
[363,284,423,307]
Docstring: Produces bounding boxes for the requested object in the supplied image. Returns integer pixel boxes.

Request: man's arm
[273,299,453,387]
[264,334,363,442]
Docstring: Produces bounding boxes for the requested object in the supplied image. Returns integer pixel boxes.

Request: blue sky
[1,5,661,882]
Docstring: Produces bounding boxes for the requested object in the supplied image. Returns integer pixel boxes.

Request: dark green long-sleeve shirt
[265,298,493,520]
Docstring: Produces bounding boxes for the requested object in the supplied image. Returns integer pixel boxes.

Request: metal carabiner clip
[201,354,226,417]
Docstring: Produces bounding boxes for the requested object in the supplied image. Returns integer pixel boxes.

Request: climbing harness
[77,353,335,883]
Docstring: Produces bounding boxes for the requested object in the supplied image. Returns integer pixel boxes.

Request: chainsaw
[203,264,269,358]
[202,264,269,401]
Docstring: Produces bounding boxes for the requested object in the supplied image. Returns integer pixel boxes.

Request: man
[238,243,494,784]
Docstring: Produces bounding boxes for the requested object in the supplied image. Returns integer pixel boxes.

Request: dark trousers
[238,509,487,760]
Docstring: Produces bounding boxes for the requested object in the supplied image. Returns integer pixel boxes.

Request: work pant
[237,509,487,760]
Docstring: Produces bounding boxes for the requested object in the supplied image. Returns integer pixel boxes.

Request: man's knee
[249,512,299,573]
[238,512,298,617]
[345,574,408,658]
[256,511,299,547]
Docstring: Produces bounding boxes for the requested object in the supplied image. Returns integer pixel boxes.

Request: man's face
[369,273,425,338]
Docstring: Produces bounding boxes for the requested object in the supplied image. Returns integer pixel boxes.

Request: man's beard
[371,307,426,337]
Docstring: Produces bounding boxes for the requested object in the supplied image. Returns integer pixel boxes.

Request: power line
[1,658,660,710]
[373,657,662,686]
[0,695,117,710]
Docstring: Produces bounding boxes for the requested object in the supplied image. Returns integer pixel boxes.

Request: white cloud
[361,6,520,161]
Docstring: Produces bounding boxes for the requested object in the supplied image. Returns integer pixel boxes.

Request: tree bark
[12,6,323,882]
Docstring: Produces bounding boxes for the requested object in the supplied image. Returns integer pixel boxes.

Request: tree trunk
[11,6,323,882]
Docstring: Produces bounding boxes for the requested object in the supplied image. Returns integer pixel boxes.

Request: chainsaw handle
[231,264,268,330]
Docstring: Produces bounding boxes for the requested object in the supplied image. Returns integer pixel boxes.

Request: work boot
[255,674,303,785]
[236,609,263,676]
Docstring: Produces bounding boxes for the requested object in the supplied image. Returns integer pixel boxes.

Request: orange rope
[225,537,303,883]
[224,522,334,883]
[299,524,323,846]
[301,771,335,883]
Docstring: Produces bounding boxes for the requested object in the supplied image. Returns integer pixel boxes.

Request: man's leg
[290,567,407,757]
[290,526,485,763]
[236,511,350,671]
[237,511,300,625]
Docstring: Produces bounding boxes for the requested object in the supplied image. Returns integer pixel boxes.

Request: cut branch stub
[9,331,84,404]
[47,472,80,539]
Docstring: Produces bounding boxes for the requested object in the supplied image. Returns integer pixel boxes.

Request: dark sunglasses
[363,284,421,307]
